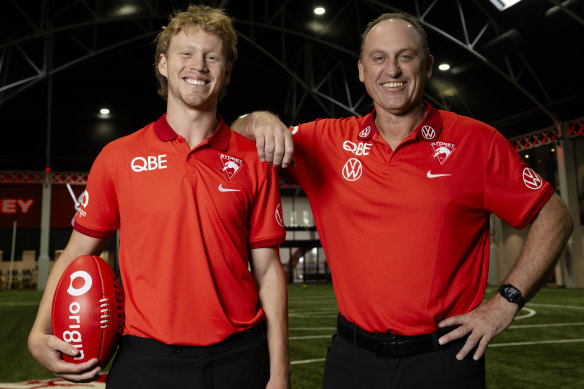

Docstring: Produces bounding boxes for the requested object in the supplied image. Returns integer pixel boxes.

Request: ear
[358,60,364,83]
[158,53,168,77]
[425,54,434,80]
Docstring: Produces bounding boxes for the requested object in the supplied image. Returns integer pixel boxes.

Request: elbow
[557,197,574,243]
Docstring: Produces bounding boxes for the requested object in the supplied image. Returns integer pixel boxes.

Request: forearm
[501,193,573,300]
[231,111,294,167]
[231,111,283,140]
[29,231,107,343]
[30,255,77,337]
[231,112,258,140]
[437,193,573,361]
[259,264,290,382]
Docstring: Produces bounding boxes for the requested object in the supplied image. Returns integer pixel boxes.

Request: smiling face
[358,18,433,117]
[157,25,231,111]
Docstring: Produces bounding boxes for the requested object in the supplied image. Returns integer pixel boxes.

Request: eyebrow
[367,47,420,57]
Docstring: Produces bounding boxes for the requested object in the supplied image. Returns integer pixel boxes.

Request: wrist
[498,283,526,310]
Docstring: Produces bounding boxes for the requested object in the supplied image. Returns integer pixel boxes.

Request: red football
[52,255,124,366]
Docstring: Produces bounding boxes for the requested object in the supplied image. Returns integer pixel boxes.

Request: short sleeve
[248,164,286,248]
[484,130,554,229]
[287,121,319,187]
[73,147,120,238]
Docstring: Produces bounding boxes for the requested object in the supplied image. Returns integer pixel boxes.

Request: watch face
[502,285,520,302]
[500,284,525,309]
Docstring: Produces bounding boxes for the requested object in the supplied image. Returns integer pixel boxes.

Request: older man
[233,12,572,389]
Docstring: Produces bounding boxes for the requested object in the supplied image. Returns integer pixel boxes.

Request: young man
[28,6,289,389]
[232,13,572,388]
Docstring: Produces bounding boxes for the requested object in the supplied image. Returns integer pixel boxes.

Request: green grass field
[2,284,583,387]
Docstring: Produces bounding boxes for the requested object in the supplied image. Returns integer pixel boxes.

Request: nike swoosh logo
[218,184,241,192]
[427,170,452,178]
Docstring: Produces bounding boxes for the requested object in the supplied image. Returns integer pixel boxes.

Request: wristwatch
[498,284,525,310]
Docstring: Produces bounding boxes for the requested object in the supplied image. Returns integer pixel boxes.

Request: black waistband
[122,325,265,357]
[336,314,457,359]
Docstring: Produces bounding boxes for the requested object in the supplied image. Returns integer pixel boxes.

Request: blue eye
[400,53,415,61]
[206,55,221,63]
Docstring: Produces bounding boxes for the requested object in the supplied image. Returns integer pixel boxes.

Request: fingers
[438,311,501,361]
[54,358,101,382]
[49,336,80,358]
[41,336,101,382]
[255,127,294,167]
[437,320,467,346]
[281,132,295,168]
[256,135,266,162]
[453,332,491,361]
[58,362,101,383]
[272,130,295,168]
[438,325,485,361]
[263,132,276,165]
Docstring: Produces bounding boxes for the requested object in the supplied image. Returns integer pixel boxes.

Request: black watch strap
[498,284,525,310]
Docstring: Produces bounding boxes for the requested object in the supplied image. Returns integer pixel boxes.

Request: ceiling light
[100,108,110,115]
[489,0,522,11]
[314,7,325,15]
[438,63,450,71]
[116,4,140,16]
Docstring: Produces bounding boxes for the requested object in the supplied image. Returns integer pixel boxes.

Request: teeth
[186,78,206,86]
[382,82,404,87]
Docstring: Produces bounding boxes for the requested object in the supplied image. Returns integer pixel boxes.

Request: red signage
[0,183,85,228]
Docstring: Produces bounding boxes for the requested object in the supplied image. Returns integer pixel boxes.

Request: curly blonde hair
[154,5,238,100]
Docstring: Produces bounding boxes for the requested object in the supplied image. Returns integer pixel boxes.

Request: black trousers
[106,327,269,389]
[323,316,485,389]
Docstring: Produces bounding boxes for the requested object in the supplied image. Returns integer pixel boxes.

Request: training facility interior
[1,0,583,387]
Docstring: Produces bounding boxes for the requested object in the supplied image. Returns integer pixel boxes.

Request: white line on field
[290,327,336,331]
[291,358,326,365]
[513,307,536,320]
[489,338,584,347]
[527,303,584,310]
[509,321,584,329]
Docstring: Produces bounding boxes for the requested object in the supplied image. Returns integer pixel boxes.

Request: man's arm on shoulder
[231,111,294,168]
[28,230,110,382]
[437,193,573,360]
[250,246,290,389]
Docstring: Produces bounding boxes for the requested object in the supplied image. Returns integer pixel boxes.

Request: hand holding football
[52,255,124,366]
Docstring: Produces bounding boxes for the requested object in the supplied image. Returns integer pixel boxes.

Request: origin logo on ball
[52,255,124,366]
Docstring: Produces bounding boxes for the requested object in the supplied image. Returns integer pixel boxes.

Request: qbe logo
[522,167,543,190]
[342,158,362,181]
[131,154,167,172]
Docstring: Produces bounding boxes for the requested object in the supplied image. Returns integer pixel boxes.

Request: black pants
[106,327,269,389]
[323,316,485,389]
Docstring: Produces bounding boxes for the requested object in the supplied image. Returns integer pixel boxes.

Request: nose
[189,55,208,72]
[384,59,401,78]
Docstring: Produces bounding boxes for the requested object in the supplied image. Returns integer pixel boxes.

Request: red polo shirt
[74,114,285,346]
[289,102,553,336]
